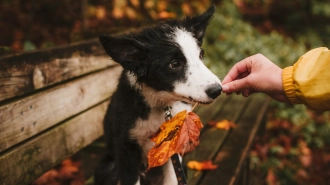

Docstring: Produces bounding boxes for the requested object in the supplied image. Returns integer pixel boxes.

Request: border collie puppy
[95,5,222,185]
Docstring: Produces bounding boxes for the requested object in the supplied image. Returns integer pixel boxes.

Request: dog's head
[100,5,221,106]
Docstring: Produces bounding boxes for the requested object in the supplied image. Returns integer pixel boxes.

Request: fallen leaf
[32,158,83,185]
[96,6,106,20]
[181,3,193,15]
[187,160,218,171]
[147,110,203,170]
[158,11,176,19]
[32,170,59,185]
[295,168,310,180]
[266,169,279,185]
[112,7,124,19]
[298,140,312,167]
[209,120,237,130]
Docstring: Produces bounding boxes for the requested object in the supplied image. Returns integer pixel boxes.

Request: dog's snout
[205,83,222,99]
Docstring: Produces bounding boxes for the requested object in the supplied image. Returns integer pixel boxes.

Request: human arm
[282,47,330,111]
[222,47,330,111]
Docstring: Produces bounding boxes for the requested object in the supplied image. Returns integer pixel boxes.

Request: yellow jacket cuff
[282,66,302,104]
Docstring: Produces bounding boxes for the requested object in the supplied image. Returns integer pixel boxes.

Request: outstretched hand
[222,54,289,102]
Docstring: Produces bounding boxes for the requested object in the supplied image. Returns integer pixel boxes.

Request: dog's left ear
[186,5,215,44]
[99,35,147,76]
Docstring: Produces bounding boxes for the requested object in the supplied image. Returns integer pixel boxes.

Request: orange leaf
[158,11,176,19]
[147,110,203,171]
[187,160,218,171]
[211,119,237,130]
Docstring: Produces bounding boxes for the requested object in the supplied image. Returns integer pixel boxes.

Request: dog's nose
[205,83,222,99]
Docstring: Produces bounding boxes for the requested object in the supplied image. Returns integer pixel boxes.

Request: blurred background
[1,0,330,184]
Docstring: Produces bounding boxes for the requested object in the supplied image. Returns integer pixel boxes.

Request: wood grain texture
[195,95,227,127]
[183,95,250,185]
[0,66,122,152]
[0,100,110,185]
[0,39,117,102]
[199,96,270,185]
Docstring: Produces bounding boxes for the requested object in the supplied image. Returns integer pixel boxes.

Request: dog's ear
[99,35,147,72]
[186,5,215,44]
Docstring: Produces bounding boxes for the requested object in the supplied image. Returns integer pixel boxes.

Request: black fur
[95,5,216,185]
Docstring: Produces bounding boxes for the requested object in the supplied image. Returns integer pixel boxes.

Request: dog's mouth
[180,96,214,105]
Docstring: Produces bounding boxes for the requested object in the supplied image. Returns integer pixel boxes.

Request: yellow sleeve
[282,47,330,111]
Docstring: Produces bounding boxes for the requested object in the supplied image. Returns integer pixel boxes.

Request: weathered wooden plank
[0,66,122,152]
[195,95,228,126]
[200,96,270,185]
[0,100,110,185]
[183,95,250,185]
[0,39,117,102]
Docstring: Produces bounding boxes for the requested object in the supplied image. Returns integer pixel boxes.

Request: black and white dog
[95,5,222,185]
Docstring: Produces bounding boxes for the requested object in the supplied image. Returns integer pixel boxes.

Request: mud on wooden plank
[199,96,269,185]
[0,39,117,102]
[0,66,122,152]
[183,95,250,185]
[0,100,109,185]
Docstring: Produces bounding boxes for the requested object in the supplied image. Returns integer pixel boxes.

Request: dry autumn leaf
[158,11,176,19]
[32,158,83,185]
[147,110,203,171]
[209,119,237,130]
[187,160,218,171]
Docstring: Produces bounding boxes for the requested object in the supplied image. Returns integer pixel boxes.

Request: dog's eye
[169,60,182,69]
[199,50,205,59]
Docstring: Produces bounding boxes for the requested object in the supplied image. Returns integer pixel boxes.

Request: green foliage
[312,1,330,17]
[202,0,306,78]
[201,0,330,184]
[23,40,37,51]
[248,101,330,184]
[0,46,11,55]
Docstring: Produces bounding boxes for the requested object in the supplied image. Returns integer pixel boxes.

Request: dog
[94,5,222,185]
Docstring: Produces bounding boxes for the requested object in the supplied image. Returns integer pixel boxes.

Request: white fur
[134,178,140,185]
[129,102,192,153]
[129,102,191,185]
[128,71,192,185]
[162,159,179,185]
[173,28,221,104]
[127,28,220,185]
[128,71,193,159]
[129,101,190,185]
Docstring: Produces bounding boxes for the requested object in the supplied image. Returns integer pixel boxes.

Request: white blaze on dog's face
[99,5,221,107]
[172,28,222,104]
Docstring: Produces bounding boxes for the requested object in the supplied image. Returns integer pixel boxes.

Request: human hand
[222,54,289,102]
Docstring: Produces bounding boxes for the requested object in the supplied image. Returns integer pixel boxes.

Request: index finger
[222,56,252,84]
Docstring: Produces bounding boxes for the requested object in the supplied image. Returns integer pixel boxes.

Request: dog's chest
[129,102,192,155]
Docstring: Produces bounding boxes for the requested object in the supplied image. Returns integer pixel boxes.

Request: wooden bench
[0,39,269,185]
[0,40,121,184]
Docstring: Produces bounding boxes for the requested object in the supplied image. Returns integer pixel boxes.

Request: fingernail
[243,91,249,97]
[242,90,250,97]
[222,85,228,92]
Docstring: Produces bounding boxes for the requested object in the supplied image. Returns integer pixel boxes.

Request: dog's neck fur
[126,71,192,158]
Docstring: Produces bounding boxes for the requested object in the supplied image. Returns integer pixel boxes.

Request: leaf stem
[191,102,198,112]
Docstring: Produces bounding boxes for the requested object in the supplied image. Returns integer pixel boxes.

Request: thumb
[222,78,250,93]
